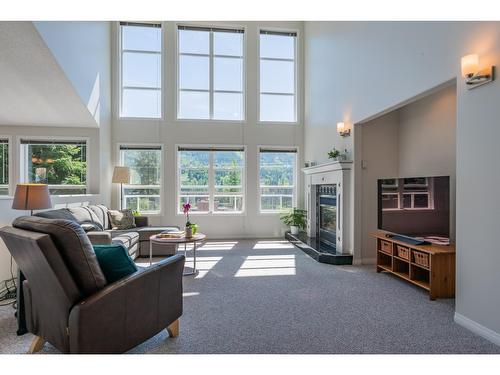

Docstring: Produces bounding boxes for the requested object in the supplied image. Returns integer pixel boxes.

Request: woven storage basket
[380,240,392,254]
[413,251,429,267]
[397,245,409,260]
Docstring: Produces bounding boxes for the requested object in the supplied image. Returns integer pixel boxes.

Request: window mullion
[209,30,214,120]
[209,151,215,213]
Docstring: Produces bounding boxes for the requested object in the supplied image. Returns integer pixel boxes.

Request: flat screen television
[377,176,450,245]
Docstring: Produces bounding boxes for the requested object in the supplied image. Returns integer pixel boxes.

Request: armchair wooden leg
[28,336,45,354]
[166,319,179,338]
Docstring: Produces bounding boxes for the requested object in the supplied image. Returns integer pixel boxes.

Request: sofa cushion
[93,244,138,284]
[88,205,111,230]
[34,208,76,221]
[135,226,181,242]
[13,216,107,296]
[111,231,139,250]
[108,209,136,230]
[68,206,104,231]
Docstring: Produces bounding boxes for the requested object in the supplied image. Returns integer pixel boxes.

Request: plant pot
[290,225,299,235]
[185,226,193,238]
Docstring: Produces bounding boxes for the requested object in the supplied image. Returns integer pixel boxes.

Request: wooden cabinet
[372,231,455,300]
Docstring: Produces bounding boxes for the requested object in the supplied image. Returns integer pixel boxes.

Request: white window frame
[258,146,298,214]
[19,136,90,196]
[258,28,298,124]
[176,24,246,122]
[176,145,246,215]
[118,21,163,120]
[0,136,12,198]
[118,143,164,216]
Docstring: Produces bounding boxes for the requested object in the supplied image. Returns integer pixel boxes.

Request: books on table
[156,230,185,239]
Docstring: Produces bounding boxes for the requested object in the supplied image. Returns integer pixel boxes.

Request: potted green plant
[328,148,340,160]
[280,208,307,235]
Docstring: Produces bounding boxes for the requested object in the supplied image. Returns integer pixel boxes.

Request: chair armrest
[68,254,185,353]
[86,231,112,245]
[134,216,149,227]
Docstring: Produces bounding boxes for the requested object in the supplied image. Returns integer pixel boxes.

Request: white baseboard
[454,312,500,347]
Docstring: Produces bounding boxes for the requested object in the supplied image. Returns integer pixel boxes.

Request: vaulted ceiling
[0,22,98,127]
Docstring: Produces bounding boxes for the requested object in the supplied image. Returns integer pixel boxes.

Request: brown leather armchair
[0,217,185,354]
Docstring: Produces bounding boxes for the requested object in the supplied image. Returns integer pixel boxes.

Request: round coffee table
[149,233,207,276]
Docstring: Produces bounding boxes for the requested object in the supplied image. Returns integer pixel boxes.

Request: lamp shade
[461,54,479,77]
[12,184,52,211]
[337,122,345,133]
[112,166,130,184]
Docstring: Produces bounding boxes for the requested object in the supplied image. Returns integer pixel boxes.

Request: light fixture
[461,54,494,89]
[337,122,350,137]
[112,166,130,210]
[12,184,52,216]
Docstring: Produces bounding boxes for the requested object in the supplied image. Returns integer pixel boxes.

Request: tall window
[177,25,244,121]
[0,139,8,196]
[259,148,297,212]
[21,140,87,195]
[259,30,297,122]
[120,22,162,118]
[178,147,245,213]
[119,146,162,214]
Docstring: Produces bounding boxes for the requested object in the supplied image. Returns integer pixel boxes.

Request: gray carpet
[1,239,499,354]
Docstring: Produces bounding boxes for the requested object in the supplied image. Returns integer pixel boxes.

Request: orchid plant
[182,203,198,234]
[182,203,191,226]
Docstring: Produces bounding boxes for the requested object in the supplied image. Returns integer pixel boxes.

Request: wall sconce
[461,54,494,89]
[337,122,350,137]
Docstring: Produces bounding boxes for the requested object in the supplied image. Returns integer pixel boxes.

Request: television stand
[373,230,455,300]
[385,234,428,246]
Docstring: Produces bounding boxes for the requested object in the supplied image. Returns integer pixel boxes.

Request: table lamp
[11,183,52,335]
[112,166,130,210]
[12,183,52,215]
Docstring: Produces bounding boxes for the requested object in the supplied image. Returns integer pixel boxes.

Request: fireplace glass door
[317,184,337,251]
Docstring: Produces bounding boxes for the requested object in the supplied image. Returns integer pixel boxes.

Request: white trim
[454,312,500,347]
[175,143,247,216]
[117,143,164,215]
[18,136,90,195]
[0,135,12,197]
[257,145,299,214]
[257,26,299,124]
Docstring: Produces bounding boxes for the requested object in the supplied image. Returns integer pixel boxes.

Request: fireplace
[286,160,353,264]
[316,184,337,253]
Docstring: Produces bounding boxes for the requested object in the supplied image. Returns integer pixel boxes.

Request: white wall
[111,21,305,238]
[34,21,113,207]
[305,21,500,343]
[0,21,111,283]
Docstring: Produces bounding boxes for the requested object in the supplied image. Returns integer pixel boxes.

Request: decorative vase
[290,225,299,235]
[185,226,193,238]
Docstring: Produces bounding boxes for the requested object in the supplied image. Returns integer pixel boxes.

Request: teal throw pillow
[93,244,138,284]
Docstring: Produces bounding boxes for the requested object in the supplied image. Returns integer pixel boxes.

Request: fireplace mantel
[301,160,352,256]
[302,160,352,175]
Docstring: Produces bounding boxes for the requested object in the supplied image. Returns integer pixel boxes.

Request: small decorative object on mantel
[182,203,197,238]
[280,208,307,235]
[328,148,341,160]
[328,148,349,161]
